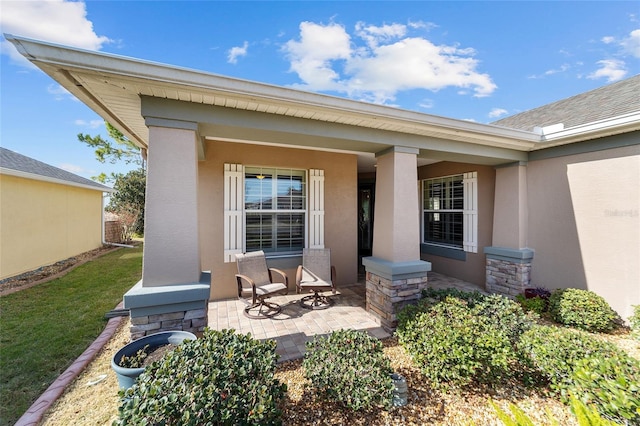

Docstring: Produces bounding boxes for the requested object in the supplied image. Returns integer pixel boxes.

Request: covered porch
[207,272,485,362]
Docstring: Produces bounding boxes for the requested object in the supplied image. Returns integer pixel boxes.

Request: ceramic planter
[111,330,197,389]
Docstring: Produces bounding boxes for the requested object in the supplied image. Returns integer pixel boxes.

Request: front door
[358,183,374,259]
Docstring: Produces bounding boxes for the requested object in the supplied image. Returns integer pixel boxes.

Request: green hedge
[548,288,618,333]
[115,328,286,426]
[303,329,394,411]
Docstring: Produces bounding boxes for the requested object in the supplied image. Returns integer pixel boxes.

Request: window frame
[243,167,307,257]
[421,171,478,254]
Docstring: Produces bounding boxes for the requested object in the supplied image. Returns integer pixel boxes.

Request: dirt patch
[0,244,129,296]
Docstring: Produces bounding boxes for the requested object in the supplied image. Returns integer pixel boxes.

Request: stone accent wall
[486,257,532,297]
[365,271,429,331]
[129,308,207,340]
[104,220,123,243]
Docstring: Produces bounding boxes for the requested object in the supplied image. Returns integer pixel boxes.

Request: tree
[108,169,146,237]
[77,122,146,184]
[79,122,146,236]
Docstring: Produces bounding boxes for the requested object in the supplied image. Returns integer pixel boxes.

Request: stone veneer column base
[362,257,431,331]
[123,273,211,340]
[484,247,534,297]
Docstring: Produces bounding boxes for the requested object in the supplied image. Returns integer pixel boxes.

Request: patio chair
[296,248,336,310]
[235,250,289,319]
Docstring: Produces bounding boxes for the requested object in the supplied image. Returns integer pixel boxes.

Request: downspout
[102,193,134,248]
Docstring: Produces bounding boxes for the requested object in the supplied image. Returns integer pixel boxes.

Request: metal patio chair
[296,248,336,309]
[235,250,289,319]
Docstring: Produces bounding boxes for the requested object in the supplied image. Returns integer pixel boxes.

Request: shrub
[630,305,640,341]
[115,328,286,426]
[303,329,394,411]
[517,325,623,390]
[516,294,547,316]
[397,295,527,388]
[548,288,618,333]
[491,396,619,426]
[570,354,640,424]
[419,289,534,343]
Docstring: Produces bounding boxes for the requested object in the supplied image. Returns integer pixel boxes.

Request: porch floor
[206,272,485,362]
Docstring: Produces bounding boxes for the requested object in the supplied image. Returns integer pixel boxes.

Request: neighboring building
[7,35,638,335]
[0,147,112,280]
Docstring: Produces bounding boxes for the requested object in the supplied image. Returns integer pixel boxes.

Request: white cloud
[587,59,627,82]
[601,36,615,44]
[419,98,434,109]
[74,119,104,129]
[227,41,249,64]
[282,21,496,105]
[59,163,92,175]
[488,108,508,118]
[621,29,640,58]
[0,0,111,67]
[47,84,76,101]
[528,63,571,79]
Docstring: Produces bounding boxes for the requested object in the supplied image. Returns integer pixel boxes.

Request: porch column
[362,147,431,331]
[485,162,534,296]
[123,123,209,339]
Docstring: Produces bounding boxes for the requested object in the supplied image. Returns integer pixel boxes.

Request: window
[422,172,477,253]
[244,167,306,254]
[223,164,324,262]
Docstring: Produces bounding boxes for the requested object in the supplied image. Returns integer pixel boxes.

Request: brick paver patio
[207,272,484,362]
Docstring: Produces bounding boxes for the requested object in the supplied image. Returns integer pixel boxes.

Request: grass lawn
[0,245,143,426]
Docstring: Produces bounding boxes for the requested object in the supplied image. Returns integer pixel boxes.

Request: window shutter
[224,163,243,262]
[463,171,478,253]
[308,169,325,248]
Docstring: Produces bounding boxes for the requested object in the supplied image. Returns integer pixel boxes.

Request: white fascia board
[0,167,114,193]
[534,112,640,148]
[5,34,540,147]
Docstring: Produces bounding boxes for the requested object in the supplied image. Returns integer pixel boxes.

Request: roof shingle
[0,147,110,191]
[492,74,640,132]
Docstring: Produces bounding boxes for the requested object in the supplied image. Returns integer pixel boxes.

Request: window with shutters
[422,172,477,253]
[245,167,306,255]
[224,164,324,262]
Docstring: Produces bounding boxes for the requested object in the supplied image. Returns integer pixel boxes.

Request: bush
[303,329,394,411]
[491,396,619,426]
[397,295,529,388]
[115,328,286,426]
[516,294,547,316]
[548,288,618,333]
[518,325,623,390]
[570,354,640,424]
[630,305,640,341]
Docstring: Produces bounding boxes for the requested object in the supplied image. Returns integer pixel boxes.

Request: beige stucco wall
[527,144,640,320]
[198,140,358,301]
[417,162,496,287]
[0,174,104,280]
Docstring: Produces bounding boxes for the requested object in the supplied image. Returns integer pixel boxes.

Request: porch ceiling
[8,35,542,169]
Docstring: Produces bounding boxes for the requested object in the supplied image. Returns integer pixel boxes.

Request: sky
[1,1,639,184]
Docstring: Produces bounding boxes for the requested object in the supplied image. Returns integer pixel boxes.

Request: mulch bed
[0,245,124,296]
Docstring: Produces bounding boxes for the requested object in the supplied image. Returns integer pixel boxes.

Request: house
[6,35,638,335]
[0,147,113,280]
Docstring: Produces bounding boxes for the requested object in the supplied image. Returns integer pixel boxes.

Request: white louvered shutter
[308,169,325,249]
[224,163,243,262]
[463,171,478,253]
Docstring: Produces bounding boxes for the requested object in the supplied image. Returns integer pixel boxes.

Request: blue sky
[1,1,639,183]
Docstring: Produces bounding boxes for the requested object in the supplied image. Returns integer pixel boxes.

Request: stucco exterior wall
[198,141,358,301]
[0,175,104,279]
[417,162,496,287]
[527,143,640,320]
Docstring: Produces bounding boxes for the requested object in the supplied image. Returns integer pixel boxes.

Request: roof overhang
[0,167,114,192]
[6,34,639,169]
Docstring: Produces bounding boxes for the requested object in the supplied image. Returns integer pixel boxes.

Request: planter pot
[111,330,196,389]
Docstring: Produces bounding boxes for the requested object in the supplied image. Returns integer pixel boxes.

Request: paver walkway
[207,272,484,362]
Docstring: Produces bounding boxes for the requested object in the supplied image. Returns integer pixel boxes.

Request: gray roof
[0,147,110,191]
[492,74,640,132]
